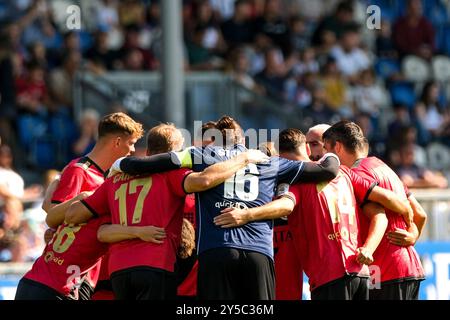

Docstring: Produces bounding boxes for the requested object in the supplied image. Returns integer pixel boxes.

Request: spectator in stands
[354,112,385,158]
[122,48,145,71]
[416,81,450,140]
[388,104,412,138]
[0,33,17,146]
[117,24,159,70]
[146,0,161,28]
[320,55,350,116]
[375,20,398,59]
[210,0,236,20]
[303,83,338,125]
[0,144,41,201]
[396,144,448,189]
[85,30,117,71]
[351,68,386,118]
[118,0,146,27]
[192,0,227,55]
[96,0,120,30]
[228,48,264,94]
[288,71,317,108]
[26,42,47,70]
[15,61,48,115]
[221,0,255,49]
[292,47,319,76]
[72,109,100,158]
[0,195,24,262]
[48,51,81,109]
[392,0,435,60]
[253,0,290,56]
[330,24,371,82]
[186,25,223,71]
[311,0,355,47]
[288,16,310,54]
[283,0,339,21]
[246,32,273,75]
[48,31,81,69]
[255,46,287,99]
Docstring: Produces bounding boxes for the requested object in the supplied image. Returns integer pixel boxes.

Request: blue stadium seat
[440,25,450,55]
[78,31,94,53]
[388,81,416,109]
[375,58,400,79]
[30,136,57,169]
[16,114,48,150]
[425,1,448,28]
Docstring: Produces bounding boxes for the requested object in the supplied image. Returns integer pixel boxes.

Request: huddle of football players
[15,112,426,300]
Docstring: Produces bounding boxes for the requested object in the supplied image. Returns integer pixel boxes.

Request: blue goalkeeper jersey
[181,144,306,260]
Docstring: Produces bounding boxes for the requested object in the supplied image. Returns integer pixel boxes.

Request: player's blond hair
[98,112,144,139]
[178,218,196,259]
[146,123,184,155]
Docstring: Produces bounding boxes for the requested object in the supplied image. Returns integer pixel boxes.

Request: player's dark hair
[278,128,306,154]
[322,120,368,154]
[201,121,217,136]
[215,116,244,147]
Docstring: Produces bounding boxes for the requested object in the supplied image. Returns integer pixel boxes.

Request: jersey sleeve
[346,168,378,205]
[118,152,183,176]
[188,146,210,172]
[276,154,340,184]
[277,183,300,207]
[276,158,305,184]
[51,166,85,204]
[167,169,193,197]
[81,181,110,218]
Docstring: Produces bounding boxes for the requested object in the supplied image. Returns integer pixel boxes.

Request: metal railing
[73,71,305,134]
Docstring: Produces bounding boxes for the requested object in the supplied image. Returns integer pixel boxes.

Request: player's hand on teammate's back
[244,149,270,164]
[387,228,417,247]
[356,247,374,265]
[400,201,414,228]
[214,207,250,228]
[107,157,126,178]
[136,226,166,244]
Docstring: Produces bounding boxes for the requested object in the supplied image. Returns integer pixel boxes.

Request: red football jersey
[83,169,191,275]
[287,167,375,291]
[25,156,109,297]
[275,234,303,300]
[352,157,425,283]
[51,157,105,204]
[177,194,198,297]
[24,217,110,298]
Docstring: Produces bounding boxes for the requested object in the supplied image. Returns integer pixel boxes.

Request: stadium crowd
[0,0,448,285]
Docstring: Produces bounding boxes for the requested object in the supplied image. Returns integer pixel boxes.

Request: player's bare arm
[214,197,295,228]
[387,195,427,246]
[367,186,414,227]
[65,200,94,225]
[97,224,166,244]
[46,190,93,228]
[41,177,60,213]
[358,202,388,265]
[183,149,269,193]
